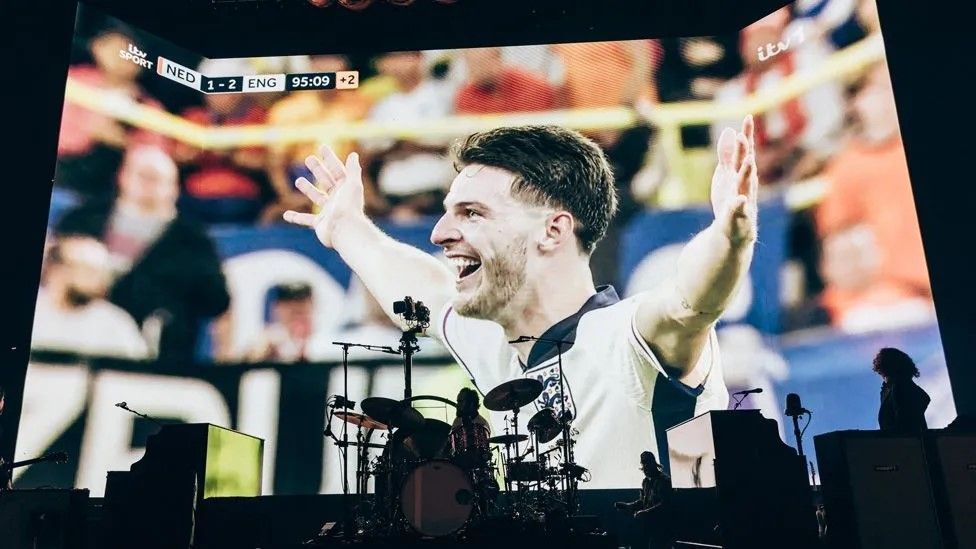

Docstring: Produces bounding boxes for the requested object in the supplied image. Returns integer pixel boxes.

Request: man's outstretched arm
[635,116,759,385]
[283,147,456,328]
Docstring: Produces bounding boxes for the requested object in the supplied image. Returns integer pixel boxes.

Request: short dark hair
[873,347,920,380]
[450,126,618,254]
[271,282,313,302]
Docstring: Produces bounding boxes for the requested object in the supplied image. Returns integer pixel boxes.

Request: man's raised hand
[710,115,759,246]
[283,145,366,248]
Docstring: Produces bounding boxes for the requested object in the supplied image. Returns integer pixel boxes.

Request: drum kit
[320,296,587,540]
[326,377,587,539]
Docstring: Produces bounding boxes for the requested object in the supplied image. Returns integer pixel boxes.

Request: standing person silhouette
[874,347,930,434]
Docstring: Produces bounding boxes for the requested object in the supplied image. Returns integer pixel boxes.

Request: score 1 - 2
[202,76,243,93]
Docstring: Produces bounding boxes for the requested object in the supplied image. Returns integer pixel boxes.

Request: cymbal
[488,434,529,445]
[361,397,424,432]
[527,408,561,444]
[334,411,387,431]
[484,378,543,412]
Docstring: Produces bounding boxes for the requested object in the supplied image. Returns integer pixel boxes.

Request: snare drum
[400,460,474,537]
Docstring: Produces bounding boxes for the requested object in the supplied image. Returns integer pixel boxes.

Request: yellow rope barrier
[651,33,885,206]
[64,79,209,147]
[205,107,640,148]
[647,33,886,126]
[63,34,885,150]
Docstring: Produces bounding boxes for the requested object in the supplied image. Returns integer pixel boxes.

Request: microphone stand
[330,341,399,538]
[115,403,165,428]
[791,413,805,460]
[788,411,817,487]
[731,393,748,411]
[510,334,577,515]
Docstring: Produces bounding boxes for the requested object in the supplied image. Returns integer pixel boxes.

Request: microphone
[115,402,128,409]
[324,406,336,439]
[514,447,534,463]
[784,393,810,417]
[732,388,763,396]
[332,395,356,409]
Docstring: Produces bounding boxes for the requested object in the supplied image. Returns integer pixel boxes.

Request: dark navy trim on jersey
[650,371,699,474]
[522,285,621,370]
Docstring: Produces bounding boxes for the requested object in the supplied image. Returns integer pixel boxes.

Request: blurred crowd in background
[34,0,936,367]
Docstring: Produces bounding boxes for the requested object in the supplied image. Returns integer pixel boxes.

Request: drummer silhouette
[450,387,492,468]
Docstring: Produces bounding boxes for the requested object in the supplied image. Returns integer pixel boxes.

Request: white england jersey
[433,286,729,489]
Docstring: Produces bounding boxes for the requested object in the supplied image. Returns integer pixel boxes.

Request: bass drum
[400,460,474,537]
[373,418,453,522]
[370,394,456,529]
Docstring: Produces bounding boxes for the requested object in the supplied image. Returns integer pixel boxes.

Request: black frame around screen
[1,0,972,462]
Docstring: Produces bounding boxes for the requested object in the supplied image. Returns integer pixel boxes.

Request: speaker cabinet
[926,433,976,549]
[815,431,942,549]
[0,489,89,549]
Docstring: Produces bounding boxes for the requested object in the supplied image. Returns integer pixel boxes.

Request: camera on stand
[392,296,430,329]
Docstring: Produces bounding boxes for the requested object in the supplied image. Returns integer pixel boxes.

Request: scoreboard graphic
[155,56,359,94]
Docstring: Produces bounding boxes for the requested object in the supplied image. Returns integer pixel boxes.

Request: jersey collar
[522,285,620,370]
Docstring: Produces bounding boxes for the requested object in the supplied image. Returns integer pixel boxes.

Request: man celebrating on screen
[284,116,758,488]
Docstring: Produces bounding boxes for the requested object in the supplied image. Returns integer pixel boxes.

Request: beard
[454,239,527,321]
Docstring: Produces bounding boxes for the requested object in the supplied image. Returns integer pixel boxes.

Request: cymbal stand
[510,334,578,515]
[355,424,369,520]
[533,432,542,492]
[393,296,430,401]
[329,341,401,538]
[554,341,580,515]
[501,415,516,493]
[323,343,354,538]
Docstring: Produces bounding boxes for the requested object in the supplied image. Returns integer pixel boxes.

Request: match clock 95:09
[286,71,359,91]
